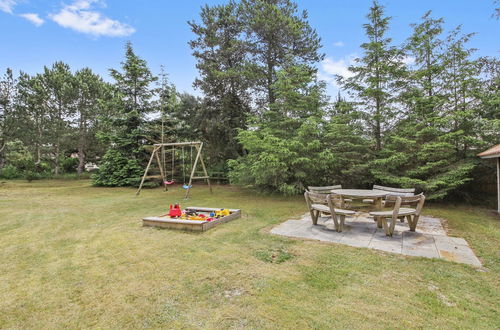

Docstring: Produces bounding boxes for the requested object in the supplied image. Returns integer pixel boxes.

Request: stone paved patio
[270,212,482,267]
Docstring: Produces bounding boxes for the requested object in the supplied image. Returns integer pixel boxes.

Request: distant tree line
[0,0,498,201]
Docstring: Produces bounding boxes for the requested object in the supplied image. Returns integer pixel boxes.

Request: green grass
[0,180,499,329]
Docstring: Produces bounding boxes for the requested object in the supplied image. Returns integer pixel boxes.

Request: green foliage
[229,120,324,194]
[0,164,20,179]
[339,1,406,151]
[93,42,156,187]
[0,1,497,203]
[24,170,41,182]
[92,149,143,187]
[61,157,78,173]
[370,12,498,200]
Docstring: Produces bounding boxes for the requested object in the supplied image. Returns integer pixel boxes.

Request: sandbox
[142,206,242,232]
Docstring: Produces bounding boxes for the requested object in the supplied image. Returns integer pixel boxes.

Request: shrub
[61,157,79,173]
[0,164,20,179]
[92,148,143,187]
[24,170,41,182]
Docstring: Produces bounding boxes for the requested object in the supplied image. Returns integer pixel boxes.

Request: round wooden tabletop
[330,189,387,198]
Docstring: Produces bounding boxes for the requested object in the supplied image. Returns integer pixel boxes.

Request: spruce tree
[93,42,157,186]
[339,0,405,151]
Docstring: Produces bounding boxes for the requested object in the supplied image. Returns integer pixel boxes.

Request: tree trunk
[77,115,86,175]
[0,142,5,169]
[375,97,382,151]
[266,47,275,106]
[55,141,60,175]
[77,148,85,175]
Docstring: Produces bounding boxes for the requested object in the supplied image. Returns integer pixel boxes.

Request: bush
[24,170,41,182]
[4,140,36,173]
[61,157,79,173]
[92,148,143,187]
[0,164,21,179]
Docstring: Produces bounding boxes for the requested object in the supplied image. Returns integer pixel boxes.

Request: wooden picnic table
[331,189,387,210]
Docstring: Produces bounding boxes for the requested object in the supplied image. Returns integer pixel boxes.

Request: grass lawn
[0,180,499,329]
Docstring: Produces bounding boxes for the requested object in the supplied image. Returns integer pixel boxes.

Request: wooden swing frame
[135,141,212,198]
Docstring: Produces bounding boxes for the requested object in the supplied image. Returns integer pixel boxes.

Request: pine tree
[40,62,77,175]
[189,1,251,163]
[371,11,447,191]
[229,61,329,194]
[241,0,323,108]
[74,68,110,174]
[339,0,405,151]
[0,69,17,169]
[323,95,373,188]
[93,42,157,186]
[16,72,47,166]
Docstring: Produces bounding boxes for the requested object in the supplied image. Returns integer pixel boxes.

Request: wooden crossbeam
[136,141,212,198]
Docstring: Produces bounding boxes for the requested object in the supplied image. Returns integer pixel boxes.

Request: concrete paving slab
[402,245,440,258]
[369,230,403,254]
[270,212,481,267]
[434,235,469,247]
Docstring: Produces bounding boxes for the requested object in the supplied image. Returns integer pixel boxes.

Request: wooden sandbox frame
[142,207,242,232]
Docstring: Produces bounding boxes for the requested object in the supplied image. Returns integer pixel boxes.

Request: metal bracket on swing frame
[135,141,213,198]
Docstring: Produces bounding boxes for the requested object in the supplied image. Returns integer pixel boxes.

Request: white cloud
[333,41,344,47]
[49,0,135,37]
[20,13,44,26]
[0,0,17,14]
[402,55,416,66]
[321,55,356,80]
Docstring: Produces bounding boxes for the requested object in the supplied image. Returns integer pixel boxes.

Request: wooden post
[136,145,159,196]
[184,143,202,199]
[497,157,500,214]
[197,143,212,193]
[154,150,167,191]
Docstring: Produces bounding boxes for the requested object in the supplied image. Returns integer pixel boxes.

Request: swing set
[135,141,213,198]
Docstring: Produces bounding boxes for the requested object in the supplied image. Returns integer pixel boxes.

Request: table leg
[374,197,383,210]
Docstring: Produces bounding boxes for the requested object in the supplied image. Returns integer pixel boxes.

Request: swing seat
[183,184,192,189]
[164,180,175,185]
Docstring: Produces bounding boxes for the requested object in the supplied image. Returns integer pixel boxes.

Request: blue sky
[0,0,498,97]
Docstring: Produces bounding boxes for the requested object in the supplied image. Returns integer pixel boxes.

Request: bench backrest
[386,193,425,211]
[304,191,329,204]
[307,185,342,194]
[388,194,426,216]
[373,185,415,197]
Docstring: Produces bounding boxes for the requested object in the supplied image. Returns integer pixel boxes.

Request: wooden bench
[304,191,355,232]
[369,194,425,236]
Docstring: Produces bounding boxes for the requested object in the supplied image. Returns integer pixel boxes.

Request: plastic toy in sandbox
[142,204,242,231]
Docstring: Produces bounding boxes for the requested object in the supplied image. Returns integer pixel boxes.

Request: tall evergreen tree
[93,42,157,186]
[241,0,323,108]
[0,69,17,169]
[229,61,329,194]
[371,12,447,191]
[339,0,405,151]
[16,72,48,166]
[74,68,110,174]
[189,1,251,163]
[323,95,373,188]
[40,62,77,175]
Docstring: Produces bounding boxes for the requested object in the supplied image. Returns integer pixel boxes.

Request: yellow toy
[214,209,230,218]
[188,215,206,221]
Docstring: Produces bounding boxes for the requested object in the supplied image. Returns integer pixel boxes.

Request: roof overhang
[477,144,500,159]
[479,153,500,159]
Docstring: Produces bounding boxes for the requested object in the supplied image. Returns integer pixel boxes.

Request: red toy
[168,204,182,218]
